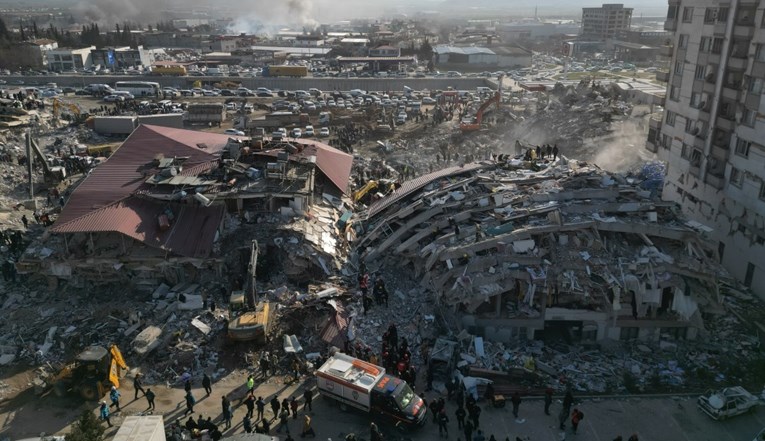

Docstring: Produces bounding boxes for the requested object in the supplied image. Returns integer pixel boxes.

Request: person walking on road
[245,393,255,418]
[247,375,255,394]
[511,392,522,418]
[571,408,584,434]
[243,415,253,433]
[222,396,232,429]
[270,396,281,421]
[100,401,112,427]
[473,429,486,441]
[278,408,290,433]
[260,353,270,379]
[455,405,466,429]
[303,389,313,412]
[300,415,315,437]
[290,396,299,419]
[437,409,449,437]
[468,403,481,428]
[184,390,196,416]
[463,419,474,441]
[109,386,121,412]
[133,373,146,400]
[256,396,266,420]
[145,388,156,410]
[560,387,574,430]
[370,422,383,441]
[203,373,212,396]
[544,387,553,415]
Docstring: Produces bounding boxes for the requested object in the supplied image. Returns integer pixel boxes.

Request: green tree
[65,410,105,441]
[32,20,39,39]
[0,16,11,42]
[19,19,25,41]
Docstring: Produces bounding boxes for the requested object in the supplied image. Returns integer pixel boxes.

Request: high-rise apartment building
[581,3,634,39]
[647,1,765,295]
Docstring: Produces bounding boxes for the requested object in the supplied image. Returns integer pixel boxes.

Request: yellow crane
[52,97,85,123]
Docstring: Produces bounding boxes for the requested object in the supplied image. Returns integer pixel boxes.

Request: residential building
[612,41,660,62]
[581,3,634,40]
[368,44,401,57]
[647,0,765,296]
[433,45,497,65]
[46,46,95,72]
[26,39,58,68]
[90,46,153,69]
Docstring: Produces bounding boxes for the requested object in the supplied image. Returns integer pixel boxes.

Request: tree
[19,19,25,41]
[65,410,105,441]
[0,16,11,42]
[32,20,39,39]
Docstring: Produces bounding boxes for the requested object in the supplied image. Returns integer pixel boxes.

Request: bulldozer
[48,344,128,401]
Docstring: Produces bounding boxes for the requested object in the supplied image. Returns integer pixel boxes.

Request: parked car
[224,129,245,136]
[422,97,436,104]
[290,128,302,138]
[319,127,330,137]
[103,94,125,102]
[697,387,762,420]
[304,125,314,137]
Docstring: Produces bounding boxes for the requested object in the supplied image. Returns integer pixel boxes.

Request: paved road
[2,368,763,441]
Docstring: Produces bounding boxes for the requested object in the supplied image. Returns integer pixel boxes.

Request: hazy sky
[13,0,670,26]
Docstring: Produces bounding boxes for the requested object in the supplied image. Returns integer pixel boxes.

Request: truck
[93,116,139,135]
[263,65,308,77]
[247,111,310,129]
[316,352,427,429]
[697,386,763,420]
[184,103,226,124]
[113,416,166,441]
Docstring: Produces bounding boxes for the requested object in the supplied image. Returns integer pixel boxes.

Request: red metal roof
[51,124,234,257]
[55,124,230,227]
[256,139,353,194]
[53,197,224,258]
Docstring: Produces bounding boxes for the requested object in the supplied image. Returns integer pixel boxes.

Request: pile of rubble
[348,155,765,394]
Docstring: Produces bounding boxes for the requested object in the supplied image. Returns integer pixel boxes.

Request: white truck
[316,352,427,429]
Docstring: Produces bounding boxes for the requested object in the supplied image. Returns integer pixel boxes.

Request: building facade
[46,46,95,72]
[581,3,634,39]
[647,0,765,296]
[90,46,152,69]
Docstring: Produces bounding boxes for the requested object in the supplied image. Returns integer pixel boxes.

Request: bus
[114,81,161,97]
[150,65,188,76]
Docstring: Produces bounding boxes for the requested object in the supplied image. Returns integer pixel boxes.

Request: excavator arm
[460,91,501,133]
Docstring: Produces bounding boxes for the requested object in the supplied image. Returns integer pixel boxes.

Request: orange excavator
[459,91,501,133]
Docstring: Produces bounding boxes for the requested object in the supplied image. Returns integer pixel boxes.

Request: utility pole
[25,130,33,198]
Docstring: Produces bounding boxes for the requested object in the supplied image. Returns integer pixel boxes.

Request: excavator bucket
[108,345,128,388]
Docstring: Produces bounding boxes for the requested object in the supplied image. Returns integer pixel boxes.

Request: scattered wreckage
[697,386,764,421]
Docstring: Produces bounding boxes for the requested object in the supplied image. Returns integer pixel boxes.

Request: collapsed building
[18,124,354,289]
[355,157,729,344]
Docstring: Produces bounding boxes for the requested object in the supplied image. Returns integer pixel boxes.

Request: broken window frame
[729,166,743,188]
[735,138,751,157]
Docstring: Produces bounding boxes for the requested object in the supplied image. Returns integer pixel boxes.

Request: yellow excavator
[46,344,128,401]
[52,98,87,124]
[353,179,398,205]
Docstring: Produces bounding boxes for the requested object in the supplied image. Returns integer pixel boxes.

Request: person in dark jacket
[511,391,522,418]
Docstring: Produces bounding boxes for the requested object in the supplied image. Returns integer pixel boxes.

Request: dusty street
[2,365,764,441]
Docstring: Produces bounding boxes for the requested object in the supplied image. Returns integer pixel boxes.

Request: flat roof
[317,353,384,393]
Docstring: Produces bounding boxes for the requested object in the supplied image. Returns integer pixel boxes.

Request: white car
[697,386,762,420]
[304,125,314,137]
[422,97,437,104]
[224,129,245,136]
[103,94,124,102]
[291,128,302,138]
[319,127,330,137]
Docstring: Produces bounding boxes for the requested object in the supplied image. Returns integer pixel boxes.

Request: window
[691,92,702,108]
[695,64,705,80]
[682,7,694,22]
[736,138,751,157]
[717,7,729,22]
[679,34,689,49]
[665,110,676,126]
[662,134,672,150]
[743,108,757,127]
[620,327,639,340]
[757,44,765,62]
[704,8,717,23]
[748,77,763,95]
[699,37,711,52]
[681,143,691,159]
[690,149,702,166]
[670,85,681,101]
[674,61,684,74]
[712,37,724,54]
[729,167,743,187]
[760,183,765,201]
[685,117,695,133]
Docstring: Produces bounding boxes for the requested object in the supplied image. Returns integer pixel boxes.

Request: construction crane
[52,98,85,123]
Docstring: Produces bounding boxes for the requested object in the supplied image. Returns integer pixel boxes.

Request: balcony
[705,173,725,190]
[713,22,727,35]
[689,164,701,177]
[711,143,730,159]
[659,45,674,57]
[733,25,754,39]
[728,56,748,70]
[664,18,677,31]
[656,70,670,82]
[717,116,736,131]
[645,139,659,153]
